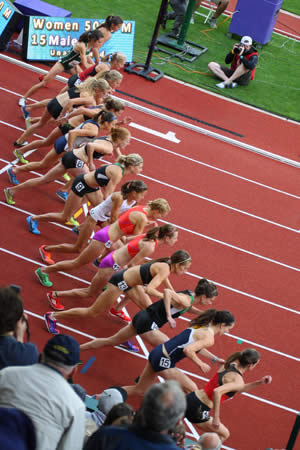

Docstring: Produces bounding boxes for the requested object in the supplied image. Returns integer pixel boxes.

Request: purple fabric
[93,226,110,244]
[99,252,115,269]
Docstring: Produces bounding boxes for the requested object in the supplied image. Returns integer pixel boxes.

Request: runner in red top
[185,349,272,442]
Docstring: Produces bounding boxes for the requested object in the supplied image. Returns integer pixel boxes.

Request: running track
[0,54,299,450]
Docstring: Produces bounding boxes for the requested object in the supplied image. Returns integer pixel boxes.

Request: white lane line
[131,136,300,200]
[141,173,299,234]
[1,246,299,361]
[0,53,299,168]
[1,203,298,316]
[129,122,180,143]
[1,116,299,201]
[24,308,300,416]
[1,200,300,314]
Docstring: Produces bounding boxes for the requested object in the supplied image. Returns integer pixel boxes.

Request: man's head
[97,387,128,415]
[241,35,253,51]
[198,432,222,450]
[0,286,23,335]
[41,334,80,377]
[141,381,186,433]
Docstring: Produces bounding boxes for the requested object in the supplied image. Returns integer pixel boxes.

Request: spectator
[0,407,36,450]
[0,285,38,369]
[193,1,229,28]
[84,380,187,449]
[102,402,135,426]
[0,334,85,450]
[197,432,222,449]
[208,36,258,88]
[86,386,128,427]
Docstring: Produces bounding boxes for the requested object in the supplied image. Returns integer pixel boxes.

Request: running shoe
[4,188,15,205]
[13,141,29,147]
[226,82,238,89]
[7,167,19,185]
[63,173,71,181]
[26,216,40,235]
[56,189,68,202]
[39,245,55,265]
[190,14,194,24]
[18,97,26,107]
[72,226,80,235]
[109,307,131,323]
[119,341,140,353]
[21,105,30,120]
[47,292,64,311]
[13,149,28,164]
[39,74,44,82]
[25,117,32,130]
[44,312,59,334]
[35,268,52,287]
[216,81,226,89]
[68,216,79,227]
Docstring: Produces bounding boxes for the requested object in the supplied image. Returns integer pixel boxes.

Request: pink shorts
[93,226,113,248]
[99,252,121,272]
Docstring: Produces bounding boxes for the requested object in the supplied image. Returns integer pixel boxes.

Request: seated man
[208,36,258,88]
[84,380,186,449]
[193,0,229,28]
[0,285,38,370]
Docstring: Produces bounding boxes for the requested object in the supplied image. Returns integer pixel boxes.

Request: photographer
[0,286,38,370]
[208,36,258,88]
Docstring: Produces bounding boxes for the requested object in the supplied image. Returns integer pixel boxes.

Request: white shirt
[0,363,85,450]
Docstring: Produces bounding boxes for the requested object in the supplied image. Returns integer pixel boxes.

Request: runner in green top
[19,29,104,106]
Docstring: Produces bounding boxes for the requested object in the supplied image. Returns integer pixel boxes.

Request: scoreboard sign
[0,0,23,51]
[22,17,135,62]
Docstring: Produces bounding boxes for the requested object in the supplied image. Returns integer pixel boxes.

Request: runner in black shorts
[80,278,218,352]
[44,250,192,334]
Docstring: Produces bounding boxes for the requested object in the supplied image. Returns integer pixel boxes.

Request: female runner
[79,278,218,352]
[24,70,123,121]
[122,309,235,396]
[44,224,179,313]
[7,110,117,187]
[10,96,125,168]
[25,152,141,237]
[61,52,127,94]
[4,126,130,207]
[14,78,110,150]
[19,29,104,106]
[92,16,124,64]
[34,197,170,287]
[44,249,192,334]
[38,180,148,263]
[185,348,272,442]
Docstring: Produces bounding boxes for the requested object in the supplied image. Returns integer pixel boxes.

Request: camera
[233,44,244,54]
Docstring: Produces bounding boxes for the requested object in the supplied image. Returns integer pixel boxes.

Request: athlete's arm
[240,376,272,393]
[212,376,244,427]
[127,241,155,268]
[102,166,122,199]
[183,333,213,373]
[109,192,123,224]
[144,263,171,298]
[162,289,176,328]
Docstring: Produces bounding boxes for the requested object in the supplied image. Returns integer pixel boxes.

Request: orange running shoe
[39,245,55,265]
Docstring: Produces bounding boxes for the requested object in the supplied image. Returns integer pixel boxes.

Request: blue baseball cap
[43,334,80,366]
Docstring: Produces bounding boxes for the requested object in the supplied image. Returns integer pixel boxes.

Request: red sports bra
[127,234,158,258]
[118,205,148,235]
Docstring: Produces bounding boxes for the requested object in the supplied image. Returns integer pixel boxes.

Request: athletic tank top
[68,86,81,99]
[144,290,194,329]
[58,42,89,67]
[94,163,124,188]
[78,63,98,82]
[204,365,242,403]
[118,205,148,235]
[90,195,136,222]
[164,327,196,365]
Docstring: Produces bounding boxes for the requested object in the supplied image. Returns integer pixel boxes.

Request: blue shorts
[148,345,174,372]
[54,135,68,155]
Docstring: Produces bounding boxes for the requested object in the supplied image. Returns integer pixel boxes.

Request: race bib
[76,159,85,168]
[105,240,113,248]
[117,280,129,291]
[159,357,171,369]
[151,322,159,330]
[74,181,85,192]
[113,263,121,272]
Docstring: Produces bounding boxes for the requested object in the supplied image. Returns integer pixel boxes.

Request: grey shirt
[0,363,85,450]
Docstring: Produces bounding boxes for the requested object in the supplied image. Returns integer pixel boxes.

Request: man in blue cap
[0,334,85,450]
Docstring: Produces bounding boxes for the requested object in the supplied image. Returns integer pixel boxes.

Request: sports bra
[68,86,81,99]
[204,365,242,403]
[127,234,158,258]
[139,260,170,285]
[118,205,148,235]
[94,163,124,187]
[78,64,98,82]
[84,136,111,160]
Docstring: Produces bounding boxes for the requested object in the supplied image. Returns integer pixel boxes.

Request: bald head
[198,432,222,450]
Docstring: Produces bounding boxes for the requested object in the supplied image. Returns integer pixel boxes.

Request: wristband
[212,357,218,363]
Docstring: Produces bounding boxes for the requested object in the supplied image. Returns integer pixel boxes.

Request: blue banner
[25,17,135,62]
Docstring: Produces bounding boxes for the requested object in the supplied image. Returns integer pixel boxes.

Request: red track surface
[0,56,299,450]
